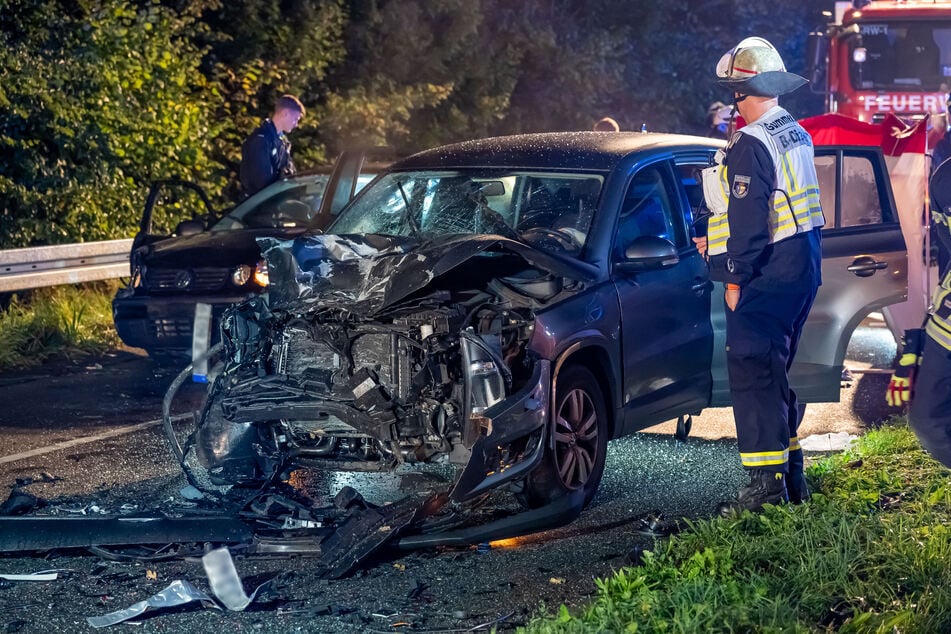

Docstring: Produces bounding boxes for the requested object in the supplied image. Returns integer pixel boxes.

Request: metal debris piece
[86,579,218,628]
[179,485,205,501]
[201,547,271,611]
[0,516,252,553]
[0,490,44,516]
[0,569,64,581]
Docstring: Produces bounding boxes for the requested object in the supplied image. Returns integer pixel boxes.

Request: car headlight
[253,259,269,287]
[232,264,252,286]
[462,334,505,417]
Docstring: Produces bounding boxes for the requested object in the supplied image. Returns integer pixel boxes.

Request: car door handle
[847,256,888,278]
[691,279,709,294]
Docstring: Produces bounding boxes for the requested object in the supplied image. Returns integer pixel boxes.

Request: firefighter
[886,158,951,468]
[698,37,825,515]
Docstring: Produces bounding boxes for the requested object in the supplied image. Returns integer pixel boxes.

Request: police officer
[699,37,825,515]
[887,158,951,467]
[240,94,305,198]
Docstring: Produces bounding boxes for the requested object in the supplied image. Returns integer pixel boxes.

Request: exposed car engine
[187,234,569,492]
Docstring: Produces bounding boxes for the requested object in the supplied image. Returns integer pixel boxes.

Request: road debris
[0,569,65,581]
[0,490,44,516]
[202,547,272,611]
[86,579,218,628]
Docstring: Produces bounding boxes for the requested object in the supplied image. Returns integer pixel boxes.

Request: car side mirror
[615,236,680,273]
[174,218,205,237]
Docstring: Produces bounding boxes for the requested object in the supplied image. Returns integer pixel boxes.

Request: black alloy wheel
[519,365,608,509]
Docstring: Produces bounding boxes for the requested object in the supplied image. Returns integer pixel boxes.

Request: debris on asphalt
[179,485,205,501]
[0,490,44,516]
[629,509,682,537]
[627,544,648,566]
[202,547,272,611]
[0,569,64,581]
[86,579,219,628]
[548,577,565,585]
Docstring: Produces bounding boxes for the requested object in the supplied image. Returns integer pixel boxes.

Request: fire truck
[807,0,951,144]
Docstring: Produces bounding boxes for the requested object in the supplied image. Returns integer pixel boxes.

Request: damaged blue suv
[180,131,907,538]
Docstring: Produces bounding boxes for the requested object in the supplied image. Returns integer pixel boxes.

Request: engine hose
[162,342,224,464]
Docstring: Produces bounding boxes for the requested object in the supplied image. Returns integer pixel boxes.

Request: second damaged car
[179,131,907,536]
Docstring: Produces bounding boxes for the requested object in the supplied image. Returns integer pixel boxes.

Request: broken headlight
[461,332,505,417]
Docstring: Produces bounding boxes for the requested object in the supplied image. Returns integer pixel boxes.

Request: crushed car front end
[185,163,606,505]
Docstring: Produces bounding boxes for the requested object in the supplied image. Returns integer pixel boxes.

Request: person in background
[698,37,825,516]
[240,94,305,198]
[593,116,620,132]
[886,158,951,468]
[706,101,733,139]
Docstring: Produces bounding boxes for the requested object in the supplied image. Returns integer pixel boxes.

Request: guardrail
[0,239,133,293]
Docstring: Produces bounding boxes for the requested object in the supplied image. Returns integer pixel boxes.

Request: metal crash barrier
[0,239,133,293]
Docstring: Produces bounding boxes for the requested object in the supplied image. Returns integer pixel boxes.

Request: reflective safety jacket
[925,205,951,351]
[703,106,824,292]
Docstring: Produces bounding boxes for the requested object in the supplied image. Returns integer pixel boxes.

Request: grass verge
[0,282,120,370]
[524,420,951,633]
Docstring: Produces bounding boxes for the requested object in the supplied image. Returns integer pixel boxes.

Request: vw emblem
[174,270,193,289]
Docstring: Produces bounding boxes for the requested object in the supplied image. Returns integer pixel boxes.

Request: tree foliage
[0,0,223,247]
[0,0,828,248]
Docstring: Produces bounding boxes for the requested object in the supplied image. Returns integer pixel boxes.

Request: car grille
[145,267,231,294]
[153,318,192,339]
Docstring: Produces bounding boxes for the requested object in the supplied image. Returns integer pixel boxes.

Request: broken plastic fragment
[86,579,218,628]
[0,569,64,581]
[179,485,205,501]
[202,547,271,611]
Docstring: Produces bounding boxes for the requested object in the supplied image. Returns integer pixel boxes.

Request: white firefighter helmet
[716,37,807,97]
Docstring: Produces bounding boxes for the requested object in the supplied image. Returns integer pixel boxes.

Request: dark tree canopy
[0,0,827,247]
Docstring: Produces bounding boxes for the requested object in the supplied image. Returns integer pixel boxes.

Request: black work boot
[786,468,811,504]
[717,470,788,517]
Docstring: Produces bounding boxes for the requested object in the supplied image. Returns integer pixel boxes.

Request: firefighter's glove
[886,329,925,407]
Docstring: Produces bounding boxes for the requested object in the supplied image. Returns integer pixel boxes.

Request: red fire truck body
[815,1,951,135]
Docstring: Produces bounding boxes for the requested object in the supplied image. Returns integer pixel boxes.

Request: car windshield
[329,169,603,256]
[849,20,951,91]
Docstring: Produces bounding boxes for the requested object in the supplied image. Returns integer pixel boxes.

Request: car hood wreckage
[0,231,610,577]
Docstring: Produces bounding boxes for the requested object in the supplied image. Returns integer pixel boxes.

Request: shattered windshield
[849,21,951,91]
[329,169,603,256]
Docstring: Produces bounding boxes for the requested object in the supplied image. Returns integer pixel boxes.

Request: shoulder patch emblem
[732,174,751,199]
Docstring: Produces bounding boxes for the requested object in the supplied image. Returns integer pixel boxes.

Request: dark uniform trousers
[909,335,951,468]
[725,285,817,474]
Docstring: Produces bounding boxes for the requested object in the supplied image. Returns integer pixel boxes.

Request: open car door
[309,148,393,230]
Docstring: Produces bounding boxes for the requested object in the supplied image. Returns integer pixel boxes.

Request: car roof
[393,131,724,172]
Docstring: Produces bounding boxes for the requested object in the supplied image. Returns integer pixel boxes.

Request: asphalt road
[0,320,899,632]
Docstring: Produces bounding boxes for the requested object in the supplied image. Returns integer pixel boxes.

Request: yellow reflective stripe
[926,319,951,352]
[898,353,919,367]
[788,436,801,451]
[708,214,730,253]
[740,449,789,467]
[927,287,951,351]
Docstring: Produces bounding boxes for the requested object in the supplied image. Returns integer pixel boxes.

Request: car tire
[518,365,608,510]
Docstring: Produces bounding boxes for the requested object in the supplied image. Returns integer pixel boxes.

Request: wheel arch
[553,342,619,440]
